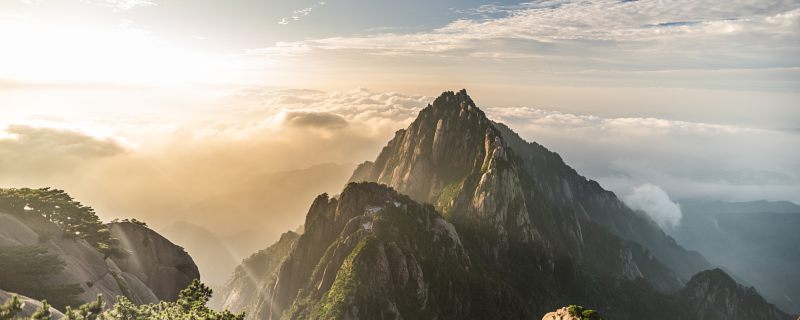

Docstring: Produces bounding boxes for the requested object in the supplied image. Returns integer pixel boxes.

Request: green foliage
[0,188,116,255]
[64,295,103,320]
[1,280,244,320]
[0,246,84,309]
[308,237,375,320]
[567,305,604,320]
[0,295,23,320]
[435,179,464,218]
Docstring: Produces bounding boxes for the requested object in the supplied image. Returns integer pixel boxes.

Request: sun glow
[0,13,275,87]
[5,24,202,85]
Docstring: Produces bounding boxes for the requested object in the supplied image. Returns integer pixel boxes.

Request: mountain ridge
[222,89,790,320]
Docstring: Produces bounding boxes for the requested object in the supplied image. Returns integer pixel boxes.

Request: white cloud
[278,1,327,25]
[623,183,682,228]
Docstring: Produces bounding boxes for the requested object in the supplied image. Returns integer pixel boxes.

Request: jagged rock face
[108,222,200,302]
[0,212,159,306]
[252,183,471,320]
[677,269,792,320]
[0,289,66,319]
[218,231,299,314]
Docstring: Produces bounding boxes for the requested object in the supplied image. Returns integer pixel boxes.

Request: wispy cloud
[279,1,327,25]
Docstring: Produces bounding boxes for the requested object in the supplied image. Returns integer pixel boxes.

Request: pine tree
[0,295,23,320]
[31,300,51,320]
[0,246,83,309]
[0,188,115,254]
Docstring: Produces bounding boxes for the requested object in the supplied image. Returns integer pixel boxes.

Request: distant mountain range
[219,90,793,320]
[671,199,800,314]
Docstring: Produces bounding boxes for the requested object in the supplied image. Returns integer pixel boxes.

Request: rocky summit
[221,90,792,320]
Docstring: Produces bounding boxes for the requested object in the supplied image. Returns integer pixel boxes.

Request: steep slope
[671,200,800,314]
[677,269,792,320]
[108,221,200,301]
[492,122,710,280]
[218,231,300,314]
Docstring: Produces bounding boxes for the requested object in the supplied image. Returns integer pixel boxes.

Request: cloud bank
[0,124,126,181]
[623,183,682,229]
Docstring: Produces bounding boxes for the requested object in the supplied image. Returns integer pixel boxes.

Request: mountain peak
[432,89,475,109]
[687,268,738,289]
[679,268,791,319]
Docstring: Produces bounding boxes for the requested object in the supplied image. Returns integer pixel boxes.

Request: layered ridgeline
[0,188,199,310]
[223,90,790,319]
[670,200,800,314]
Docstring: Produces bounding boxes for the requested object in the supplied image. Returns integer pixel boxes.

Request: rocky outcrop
[0,289,66,319]
[0,212,159,306]
[0,213,199,308]
[218,231,299,314]
[677,269,792,320]
[108,222,200,302]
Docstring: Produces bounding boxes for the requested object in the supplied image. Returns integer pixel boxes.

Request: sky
[1,0,799,269]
